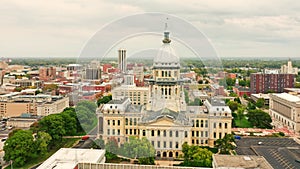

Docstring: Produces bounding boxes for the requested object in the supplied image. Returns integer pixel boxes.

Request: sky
[1,0,300,59]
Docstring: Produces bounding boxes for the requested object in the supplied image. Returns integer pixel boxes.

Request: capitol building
[97,28,232,158]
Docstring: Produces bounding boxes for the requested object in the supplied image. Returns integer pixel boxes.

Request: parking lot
[235,137,300,169]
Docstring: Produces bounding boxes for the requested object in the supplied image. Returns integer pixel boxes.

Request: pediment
[147,116,183,127]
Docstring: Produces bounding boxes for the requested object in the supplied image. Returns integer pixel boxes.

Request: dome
[153,33,180,68]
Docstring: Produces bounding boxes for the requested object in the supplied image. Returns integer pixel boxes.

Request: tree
[234,97,241,104]
[35,132,52,155]
[247,102,256,110]
[105,137,119,160]
[247,109,272,129]
[256,98,265,108]
[229,92,238,97]
[122,136,155,165]
[237,107,245,120]
[181,142,213,167]
[227,101,239,112]
[77,100,97,113]
[238,79,246,86]
[97,95,112,106]
[38,114,66,142]
[4,130,36,167]
[60,111,77,136]
[215,134,235,154]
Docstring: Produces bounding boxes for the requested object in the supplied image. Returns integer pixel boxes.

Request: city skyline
[1,1,300,58]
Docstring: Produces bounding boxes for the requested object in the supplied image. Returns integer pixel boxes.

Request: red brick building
[39,67,56,81]
[250,73,295,94]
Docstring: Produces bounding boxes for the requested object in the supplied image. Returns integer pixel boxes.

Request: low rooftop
[272,93,300,102]
[213,154,272,169]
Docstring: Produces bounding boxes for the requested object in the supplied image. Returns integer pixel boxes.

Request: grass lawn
[235,118,253,128]
[5,138,80,169]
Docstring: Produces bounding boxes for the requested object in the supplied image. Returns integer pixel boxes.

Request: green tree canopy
[38,114,66,142]
[215,134,235,154]
[227,101,239,112]
[247,109,272,129]
[122,136,155,165]
[4,130,36,167]
[35,132,52,155]
[255,98,265,108]
[97,95,112,106]
[181,142,213,167]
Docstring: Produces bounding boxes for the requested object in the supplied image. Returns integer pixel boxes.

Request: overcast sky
[1,0,300,59]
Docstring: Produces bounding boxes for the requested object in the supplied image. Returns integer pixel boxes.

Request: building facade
[118,49,127,73]
[97,29,232,158]
[112,85,148,105]
[250,73,294,94]
[269,93,300,133]
[281,59,298,75]
[0,94,69,118]
[39,67,56,81]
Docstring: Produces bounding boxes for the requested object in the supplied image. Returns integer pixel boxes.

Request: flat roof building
[269,93,300,134]
[37,148,105,169]
[213,154,273,169]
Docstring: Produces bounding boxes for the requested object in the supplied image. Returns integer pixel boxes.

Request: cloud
[0,0,300,58]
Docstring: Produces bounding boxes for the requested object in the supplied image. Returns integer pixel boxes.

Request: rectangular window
[143,130,146,136]
[152,130,155,136]
[130,129,132,135]
[169,141,172,148]
[151,141,154,147]
[158,141,160,148]
[157,130,160,137]
[201,120,203,127]
[214,123,216,128]
[219,133,222,139]
[205,131,208,137]
[164,130,167,137]
[214,132,216,138]
[201,131,203,137]
[118,129,120,135]
[185,131,188,137]
[175,142,179,148]
[169,131,172,137]
[126,129,128,135]
[205,120,208,127]
[176,131,179,137]
[118,120,120,126]
[134,129,136,135]
[219,123,222,128]
[192,131,194,137]
[112,120,115,126]
[107,120,110,125]
[112,129,115,135]
[225,123,228,129]
[107,129,110,135]
[196,131,199,137]
[164,141,166,148]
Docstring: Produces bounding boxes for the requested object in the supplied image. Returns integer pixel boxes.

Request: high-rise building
[84,61,101,80]
[250,73,295,94]
[281,59,298,75]
[118,49,127,73]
